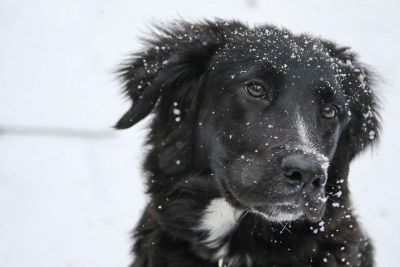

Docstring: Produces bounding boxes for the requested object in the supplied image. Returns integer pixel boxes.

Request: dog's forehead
[219,26,338,76]
[210,26,346,98]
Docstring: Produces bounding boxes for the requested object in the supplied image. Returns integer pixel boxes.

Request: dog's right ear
[114,21,225,129]
[321,40,380,160]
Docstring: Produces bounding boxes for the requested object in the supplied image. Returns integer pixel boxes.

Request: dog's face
[198,46,352,222]
[116,21,379,223]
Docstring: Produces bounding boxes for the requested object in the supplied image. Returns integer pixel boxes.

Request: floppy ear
[322,41,380,160]
[320,42,381,213]
[115,21,224,129]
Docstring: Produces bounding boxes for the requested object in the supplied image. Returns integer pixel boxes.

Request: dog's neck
[197,198,241,259]
[196,198,258,266]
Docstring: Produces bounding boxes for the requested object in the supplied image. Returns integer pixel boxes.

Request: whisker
[279,221,292,234]
[240,210,250,221]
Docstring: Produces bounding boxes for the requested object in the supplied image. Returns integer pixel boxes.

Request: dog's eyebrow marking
[197,198,241,258]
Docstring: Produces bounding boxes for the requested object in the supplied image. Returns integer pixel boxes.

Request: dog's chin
[251,204,304,222]
[251,201,326,223]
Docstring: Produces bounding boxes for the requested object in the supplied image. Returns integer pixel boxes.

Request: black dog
[116,20,380,267]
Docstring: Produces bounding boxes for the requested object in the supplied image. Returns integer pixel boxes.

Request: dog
[115,20,380,267]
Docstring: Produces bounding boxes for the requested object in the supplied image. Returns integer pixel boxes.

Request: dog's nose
[281,154,327,189]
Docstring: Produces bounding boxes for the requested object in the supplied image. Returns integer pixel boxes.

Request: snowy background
[0,0,399,266]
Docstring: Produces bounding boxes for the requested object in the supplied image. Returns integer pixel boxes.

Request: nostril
[284,170,303,183]
[311,176,325,187]
[281,154,327,188]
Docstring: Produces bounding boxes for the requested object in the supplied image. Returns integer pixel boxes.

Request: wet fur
[116,20,380,267]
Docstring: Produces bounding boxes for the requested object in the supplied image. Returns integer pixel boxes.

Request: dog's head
[116,20,379,223]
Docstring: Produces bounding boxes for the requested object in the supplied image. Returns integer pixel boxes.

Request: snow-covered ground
[0,0,399,266]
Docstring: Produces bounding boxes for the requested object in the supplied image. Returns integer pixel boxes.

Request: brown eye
[322,105,338,119]
[244,81,267,98]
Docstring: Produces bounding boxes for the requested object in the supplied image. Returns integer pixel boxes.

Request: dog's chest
[197,198,253,266]
[197,198,240,254]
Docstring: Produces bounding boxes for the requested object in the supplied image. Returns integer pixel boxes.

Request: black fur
[116,20,380,267]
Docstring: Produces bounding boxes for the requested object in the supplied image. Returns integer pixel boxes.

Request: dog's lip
[248,203,304,222]
[275,203,302,209]
[250,201,325,222]
[253,202,302,213]
[301,199,326,222]
[245,198,326,222]
[218,174,296,207]
[255,202,301,208]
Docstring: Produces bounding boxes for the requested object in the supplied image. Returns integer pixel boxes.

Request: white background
[0,0,399,266]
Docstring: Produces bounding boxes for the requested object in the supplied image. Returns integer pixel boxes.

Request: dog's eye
[244,81,267,98]
[322,105,338,119]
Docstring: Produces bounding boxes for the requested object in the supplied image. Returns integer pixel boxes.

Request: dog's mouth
[250,203,304,222]
[251,199,326,223]
[219,176,326,223]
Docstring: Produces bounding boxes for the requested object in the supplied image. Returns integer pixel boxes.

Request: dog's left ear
[115,21,224,129]
[322,40,381,160]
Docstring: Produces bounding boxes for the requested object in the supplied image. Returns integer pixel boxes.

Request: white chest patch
[198,198,241,256]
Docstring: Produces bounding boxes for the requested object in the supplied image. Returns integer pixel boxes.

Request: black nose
[281,154,327,189]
